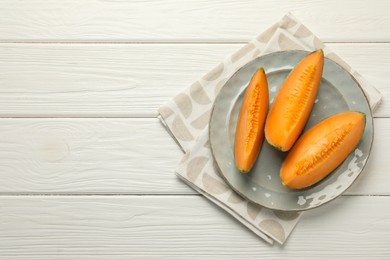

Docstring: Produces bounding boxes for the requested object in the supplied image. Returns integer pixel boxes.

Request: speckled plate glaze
[209,50,373,212]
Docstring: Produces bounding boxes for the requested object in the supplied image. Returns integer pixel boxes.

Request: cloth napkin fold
[158,13,382,244]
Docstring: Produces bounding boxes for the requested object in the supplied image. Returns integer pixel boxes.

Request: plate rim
[209,49,374,212]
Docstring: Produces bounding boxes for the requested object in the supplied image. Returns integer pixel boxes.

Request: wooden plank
[0,43,238,117]
[0,195,388,259]
[0,118,189,194]
[0,43,388,117]
[0,117,387,195]
[0,0,389,42]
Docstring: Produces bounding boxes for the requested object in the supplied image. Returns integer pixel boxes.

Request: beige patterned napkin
[158,13,382,244]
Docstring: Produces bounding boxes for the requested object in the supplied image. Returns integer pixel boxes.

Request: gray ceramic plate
[209,50,373,212]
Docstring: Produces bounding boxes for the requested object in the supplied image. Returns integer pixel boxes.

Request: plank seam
[1,41,390,44]
[0,194,385,197]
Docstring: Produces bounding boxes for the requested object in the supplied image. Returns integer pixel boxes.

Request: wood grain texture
[0,195,389,259]
[0,43,238,117]
[0,118,189,194]
[0,117,387,195]
[0,0,389,42]
[0,43,388,117]
[0,0,388,258]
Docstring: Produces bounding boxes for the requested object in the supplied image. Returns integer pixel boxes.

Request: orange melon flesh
[265,49,324,152]
[280,111,366,189]
[234,67,269,173]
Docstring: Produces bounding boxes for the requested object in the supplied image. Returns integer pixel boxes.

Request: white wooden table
[0,1,389,258]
